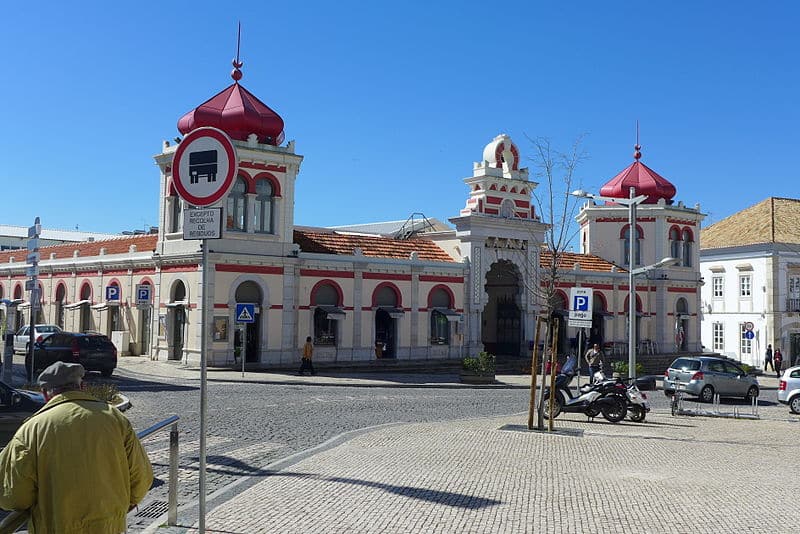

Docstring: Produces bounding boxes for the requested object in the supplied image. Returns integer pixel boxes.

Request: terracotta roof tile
[294,229,455,262]
[701,197,800,249]
[540,249,622,273]
[0,234,158,264]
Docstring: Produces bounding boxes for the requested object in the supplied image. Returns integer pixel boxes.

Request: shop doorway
[675,298,689,351]
[170,281,187,361]
[79,284,92,333]
[235,282,262,363]
[790,333,800,367]
[482,261,522,357]
[373,285,401,358]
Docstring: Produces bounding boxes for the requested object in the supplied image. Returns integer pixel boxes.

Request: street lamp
[572,187,677,379]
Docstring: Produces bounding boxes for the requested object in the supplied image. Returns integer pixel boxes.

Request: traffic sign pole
[27,217,41,383]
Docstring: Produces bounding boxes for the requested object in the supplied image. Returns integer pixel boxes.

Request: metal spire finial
[634,120,642,160]
[231,22,243,82]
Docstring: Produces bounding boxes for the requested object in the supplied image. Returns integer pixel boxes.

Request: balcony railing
[787,298,800,312]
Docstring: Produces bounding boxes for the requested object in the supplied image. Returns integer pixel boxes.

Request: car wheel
[628,405,646,422]
[744,386,759,403]
[100,368,114,377]
[700,385,715,403]
[601,396,627,423]
[789,395,800,415]
[542,393,563,420]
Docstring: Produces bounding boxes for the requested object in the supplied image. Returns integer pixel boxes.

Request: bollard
[169,422,179,526]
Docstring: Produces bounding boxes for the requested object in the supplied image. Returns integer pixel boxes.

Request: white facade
[700,244,800,368]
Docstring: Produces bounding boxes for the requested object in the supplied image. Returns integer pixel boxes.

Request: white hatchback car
[778,365,800,414]
[13,324,62,354]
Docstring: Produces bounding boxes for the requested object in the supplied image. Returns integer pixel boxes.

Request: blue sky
[1,1,797,235]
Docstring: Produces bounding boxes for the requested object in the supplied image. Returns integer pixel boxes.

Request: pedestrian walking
[774,348,783,378]
[299,336,316,376]
[764,344,774,372]
[584,343,604,379]
[0,361,153,534]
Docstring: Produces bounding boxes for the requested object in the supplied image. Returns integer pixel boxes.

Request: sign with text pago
[172,127,238,207]
[568,287,593,328]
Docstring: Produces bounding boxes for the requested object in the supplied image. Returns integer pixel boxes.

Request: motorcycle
[542,355,628,423]
[587,371,651,422]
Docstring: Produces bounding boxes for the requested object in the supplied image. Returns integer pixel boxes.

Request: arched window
[170,196,183,233]
[55,284,66,328]
[312,283,340,346]
[429,287,452,345]
[226,177,248,232]
[669,227,682,266]
[682,229,693,267]
[623,225,642,267]
[254,179,274,234]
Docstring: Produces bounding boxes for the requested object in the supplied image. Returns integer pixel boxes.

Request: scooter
[542,355,628,423]
[588,371,650,422]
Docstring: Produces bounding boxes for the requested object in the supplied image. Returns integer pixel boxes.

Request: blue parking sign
[106,285,120,301]
[573,295,589,311]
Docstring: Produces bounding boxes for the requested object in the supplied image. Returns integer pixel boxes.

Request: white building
[700,197,800,368]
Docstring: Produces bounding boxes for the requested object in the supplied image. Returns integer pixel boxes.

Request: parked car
[663,356,759,402]
[0,380,45,446]
[778,365,800,414]
[26,332,117,378]
[13,324,62,354]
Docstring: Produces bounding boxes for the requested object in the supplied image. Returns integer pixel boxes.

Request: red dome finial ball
[634,144,642,160]
[231,68,243,81]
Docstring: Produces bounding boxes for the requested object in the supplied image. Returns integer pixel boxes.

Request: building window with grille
[739,275,752,298]
[254,179,274,234]
[712,276,724,298]
[739,323,752,355]
[312,283,341,346]
[226,177,248,232]
[789,275,800,312]
[712,322,724,351]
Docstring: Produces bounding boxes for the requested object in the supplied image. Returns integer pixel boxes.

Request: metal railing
[137,415,180,526]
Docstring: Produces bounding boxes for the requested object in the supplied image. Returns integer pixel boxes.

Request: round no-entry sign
[744,321,754,331]
[172,127,238,207]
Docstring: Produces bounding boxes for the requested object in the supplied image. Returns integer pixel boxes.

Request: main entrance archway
[482,260,522,357]
[170,281,186,361]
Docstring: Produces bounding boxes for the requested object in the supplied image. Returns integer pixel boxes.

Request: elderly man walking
[0,362,153,534]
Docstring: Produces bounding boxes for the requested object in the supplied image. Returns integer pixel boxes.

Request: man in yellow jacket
[0,362,153,534]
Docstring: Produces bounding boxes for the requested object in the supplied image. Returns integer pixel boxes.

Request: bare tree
[526,135,588,429]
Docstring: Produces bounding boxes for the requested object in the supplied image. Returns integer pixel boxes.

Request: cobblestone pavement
[146,410,800,533]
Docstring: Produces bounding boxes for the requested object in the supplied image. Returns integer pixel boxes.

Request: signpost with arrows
[27,217,41,383]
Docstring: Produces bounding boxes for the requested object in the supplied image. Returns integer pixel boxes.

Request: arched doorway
[170,281,187,361]
[234,281,262,363]
[589,293,609,351]
[482,260,522,357]
[139,281,153,355]
[549,291,568,357]
[675,297,689,351]
[374,284,401,358]
[54,284,66,329]
[13,285,24,331]
[79,284,92,333]
[107,282,122,336]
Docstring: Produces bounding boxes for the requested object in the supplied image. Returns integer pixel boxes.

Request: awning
[378,306,405,319]
[433,308,462,322]
[318,305,346,321]
[166,300,189,308]
[91,301,121,311]
[64,299,92,310]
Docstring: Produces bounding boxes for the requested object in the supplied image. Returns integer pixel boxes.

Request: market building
[0,60,705,371]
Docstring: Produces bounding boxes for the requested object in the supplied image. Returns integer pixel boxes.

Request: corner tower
[154,59,303,258]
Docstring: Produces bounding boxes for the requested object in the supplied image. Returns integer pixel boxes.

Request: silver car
[13,324,62,354]
[778,365,800,413]
[663,356,759,403]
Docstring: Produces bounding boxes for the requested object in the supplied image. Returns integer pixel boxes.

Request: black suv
[27,332,118,378]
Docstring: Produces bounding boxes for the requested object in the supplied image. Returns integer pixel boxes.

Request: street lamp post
[572,187,678,379]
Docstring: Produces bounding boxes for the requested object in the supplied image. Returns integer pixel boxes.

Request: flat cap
[38,362,85,389]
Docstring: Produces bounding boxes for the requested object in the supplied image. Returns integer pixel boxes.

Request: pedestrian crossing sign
[235,303,256,323]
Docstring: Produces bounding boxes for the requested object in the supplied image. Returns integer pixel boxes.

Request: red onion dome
[177,82,285,146]
[599,147,676,204]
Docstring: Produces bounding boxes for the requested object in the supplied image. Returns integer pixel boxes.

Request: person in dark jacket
[764,344,774,372]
